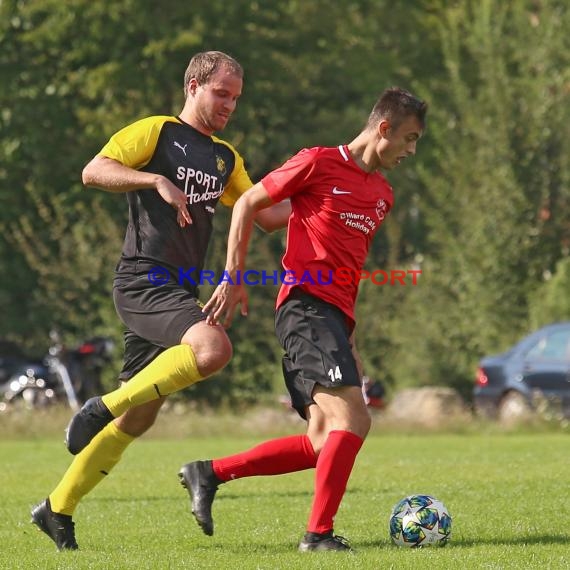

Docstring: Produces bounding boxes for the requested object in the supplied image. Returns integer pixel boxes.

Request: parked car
[473,322,570,422]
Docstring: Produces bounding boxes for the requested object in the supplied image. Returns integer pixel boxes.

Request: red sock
[307,430,364,534]
[212,434,317,482]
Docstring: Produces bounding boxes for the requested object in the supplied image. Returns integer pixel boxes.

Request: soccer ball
[389,494,452,547]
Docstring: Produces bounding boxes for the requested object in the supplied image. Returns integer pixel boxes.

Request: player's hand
[203,282,249,328]
[155,176,192,227]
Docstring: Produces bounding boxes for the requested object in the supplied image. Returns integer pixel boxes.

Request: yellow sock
[102,344,203,418]
[49,422,134,515]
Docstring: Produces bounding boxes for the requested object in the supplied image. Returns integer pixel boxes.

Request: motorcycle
[0,332,115,412]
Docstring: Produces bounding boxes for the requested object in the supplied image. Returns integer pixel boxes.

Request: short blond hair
[184,51,243,97]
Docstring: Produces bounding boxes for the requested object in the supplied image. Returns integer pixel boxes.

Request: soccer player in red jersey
[179,87,427,552]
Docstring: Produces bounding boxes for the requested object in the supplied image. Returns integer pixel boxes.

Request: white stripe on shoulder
[338,145,349,161]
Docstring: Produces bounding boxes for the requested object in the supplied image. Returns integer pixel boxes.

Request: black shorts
[113,272,206,381]
[275,289,361,419]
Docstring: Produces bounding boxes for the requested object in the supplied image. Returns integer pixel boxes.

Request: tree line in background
[1,0,569,404]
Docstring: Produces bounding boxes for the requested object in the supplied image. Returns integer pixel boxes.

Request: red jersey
[262,145,394,327]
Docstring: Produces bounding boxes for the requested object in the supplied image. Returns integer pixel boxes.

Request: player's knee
[335,407,371,439]
[182,323,233,378]
[193,336,233,377]
[354,408,372,438]
[345,402,371,437]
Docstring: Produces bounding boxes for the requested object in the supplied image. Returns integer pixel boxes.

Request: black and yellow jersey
[99,115,252,280]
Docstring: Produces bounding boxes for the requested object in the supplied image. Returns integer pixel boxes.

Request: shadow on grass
[172,534,570,555]
[451,534,569,547]
[186,542,357,556]
[89,488,313,505]
[357,534,569,549]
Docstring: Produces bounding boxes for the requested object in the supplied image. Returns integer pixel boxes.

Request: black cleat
[178,460,222,536]
[31,498,78,551]
[298,531,352,552]
[65,396,114,455]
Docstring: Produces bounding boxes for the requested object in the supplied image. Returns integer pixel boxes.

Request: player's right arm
[82,155,191,227]
[204,148,319,327]
[82,116,192,226]
[82,154,163,193]
[203,181,275,328]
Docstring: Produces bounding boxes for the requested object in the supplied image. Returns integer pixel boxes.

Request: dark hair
[366,87,428,132]
[184,51,243,97]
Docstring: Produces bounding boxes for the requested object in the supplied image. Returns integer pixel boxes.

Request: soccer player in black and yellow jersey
[31,51,290,550]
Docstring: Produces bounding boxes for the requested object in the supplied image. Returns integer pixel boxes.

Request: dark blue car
[473,322,570,422]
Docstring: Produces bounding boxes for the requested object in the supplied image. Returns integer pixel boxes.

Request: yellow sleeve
[213,138,253,207]
[99,116,179,169]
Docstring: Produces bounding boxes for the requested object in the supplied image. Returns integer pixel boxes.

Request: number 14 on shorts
[327,366,343,383]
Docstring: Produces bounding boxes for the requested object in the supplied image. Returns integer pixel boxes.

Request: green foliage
[529,257,570,328]
[364,0,570,398]
[6,192,123,341]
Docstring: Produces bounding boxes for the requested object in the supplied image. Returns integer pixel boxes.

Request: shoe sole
[299,544,352,552]
[298,537,353,552]
[178,468,214,536]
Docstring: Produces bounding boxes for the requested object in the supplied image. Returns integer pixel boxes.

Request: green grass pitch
[2,430,569,569]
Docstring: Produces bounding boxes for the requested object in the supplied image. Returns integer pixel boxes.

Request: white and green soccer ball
[389,494,452,547]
